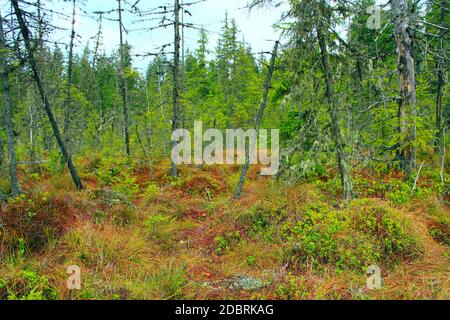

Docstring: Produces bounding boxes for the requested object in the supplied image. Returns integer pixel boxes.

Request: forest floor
[0,156,448,300]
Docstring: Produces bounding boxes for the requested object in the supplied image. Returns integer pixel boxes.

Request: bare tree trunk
[28,99,36,165]
[392,0,417,177]
[317,22,353,203]
[118,0,130,156]
[12,0,83,191]
[234,41,279,199]
[0,135,4,167]
[181,0,186,128]
[434,0,446,159]
[0,11,21,196]
[63,0,76,152]
[170,0,181,177]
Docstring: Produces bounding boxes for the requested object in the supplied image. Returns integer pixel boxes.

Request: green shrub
[44,150,65,175]
[280,202,422,272]
[386,181,412,205]
[214,231,242,255]
[95,157,139,200]
[239,202,288,243]
[246,255,256,267]
[1,270,58,300]
[275,273,309,300]
[144,183,161,200]
[145,213,173,239]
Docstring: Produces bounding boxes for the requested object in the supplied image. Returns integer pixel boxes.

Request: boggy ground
[0,156,448,300]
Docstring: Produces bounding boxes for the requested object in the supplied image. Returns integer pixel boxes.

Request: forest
[0,0,448,300]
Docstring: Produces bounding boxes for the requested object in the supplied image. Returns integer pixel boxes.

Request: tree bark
[63,0,76,152]
[118,0,130,156]
[317,20,353,203]
[0,11,21,196]
[434,0,446,158]
[392,0,417,177]
[170,0,181,177]
[181,0,186,128]
[234,41,279,199]
[12,0,83,191]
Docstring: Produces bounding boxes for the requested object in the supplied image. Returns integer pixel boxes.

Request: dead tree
[0,10,21,196]
[392,0,417,177]
[434,0,447,160]
[317,4,353,202]
[12,0,83,191]
[118,0,131,156]
[63,0,77,152]
[234,41,279,199]
[170,0,181,177]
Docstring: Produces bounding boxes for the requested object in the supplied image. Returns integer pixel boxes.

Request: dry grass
[0,159,448,300]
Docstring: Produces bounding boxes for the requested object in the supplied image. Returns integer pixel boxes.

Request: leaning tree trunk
[12,0,83,191]
[170,0,181,177]
[317,22,353,203]
[0,11,21,196]
[234,41,279,199]
[392,0,417,177]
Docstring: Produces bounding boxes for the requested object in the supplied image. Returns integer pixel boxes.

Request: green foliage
[246,255,257,267]
[238,201,423,273]
[17,238,26,258]
[144,183,160,200]
[387,181,412,206]
[275,274,309,300]
[145,213,173,239]
[239,202,287,243]
[314,178,342,198]
[353,169,448,206]
[1,270,58,300]
[428,217,450,246]
[214,231,242,255]
[44,149,65,175]
[145,213,172,228]
[95,157,139,199]
[155,262,186,299]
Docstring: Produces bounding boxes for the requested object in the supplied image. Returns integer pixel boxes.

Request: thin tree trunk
[0,11,21,196]
[170,0,181,177]
[28,99,36,165]
[434,0,445,158]
[0,135,4,167]
[392,0,417,177]
[12,0,83,191]
[63,0,76,152]
[181,0,186,128]
[234,41,279,199]
[317,21,353,203]
[118,0,130,156]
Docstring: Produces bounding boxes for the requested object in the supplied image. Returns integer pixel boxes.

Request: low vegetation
[0,158,448,300]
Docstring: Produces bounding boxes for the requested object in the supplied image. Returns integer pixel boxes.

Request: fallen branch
[412,161,425,191]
